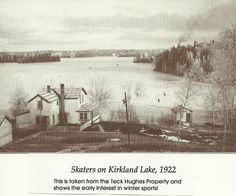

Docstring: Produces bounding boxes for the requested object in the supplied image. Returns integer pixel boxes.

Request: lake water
[0,57,208,120]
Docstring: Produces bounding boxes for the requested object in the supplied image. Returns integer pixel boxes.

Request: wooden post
[91,111,94,126]
[177,111,181,152]
[123,92,130,145]
[60,84,65,125]
[40,97,42,131]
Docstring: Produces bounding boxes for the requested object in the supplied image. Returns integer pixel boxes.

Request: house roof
[28,86,87,103]
[0,115,10,126]
[15,110,30,116]
[27,90,59,103]
[77,103,99,112]
[171,105,193,113]
[53,87,87,99]
[39,91,59,102]
[0,115,5,126]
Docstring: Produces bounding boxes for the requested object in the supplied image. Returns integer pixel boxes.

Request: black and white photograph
[0,0,236,153]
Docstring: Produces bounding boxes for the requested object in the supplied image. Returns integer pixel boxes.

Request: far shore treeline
[0,49,158,64]
[0,52,60,63]
[0,30,228,77]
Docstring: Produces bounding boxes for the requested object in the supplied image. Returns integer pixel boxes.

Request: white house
[16,84,99,129]
[0,115,12,146]
[52,85,88,124]
[26,86,60,129]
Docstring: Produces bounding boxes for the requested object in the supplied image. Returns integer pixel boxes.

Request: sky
[0,0,235,51]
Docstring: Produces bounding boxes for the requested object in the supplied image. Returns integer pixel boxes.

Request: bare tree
[175,61,204,150]
[124,90,139,123]
[109,110,116,121]
[210,25,236,151]
[87,78,111,112]
[203,87,220,125]
[9,85,28,117]
[176,61,204,108]
[120,82,145,123]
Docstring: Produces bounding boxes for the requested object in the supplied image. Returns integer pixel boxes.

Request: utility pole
[40,97,42,131]
[91,111,94,126]
[123,91,130,145]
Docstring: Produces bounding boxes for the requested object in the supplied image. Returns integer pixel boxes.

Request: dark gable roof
[27,92,58,103]
[0,115,11,126]
[53,87,87,99]
[27,86,87,103]
[0,115,5,126]
[77,103,99,112]
[39,91,59,102]
[171,105,193,113]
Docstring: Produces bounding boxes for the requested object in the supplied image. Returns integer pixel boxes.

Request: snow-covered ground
[159,134,190,143]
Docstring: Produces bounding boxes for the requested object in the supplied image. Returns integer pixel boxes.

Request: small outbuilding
[171,105,192,125]
[0,115,13,146]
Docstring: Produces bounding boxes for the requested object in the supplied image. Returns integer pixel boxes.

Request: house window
[83,113,87,120]
[186,113,191,122]
[80,113,83,120]
[37,101,43,110]
[80,112,88,120]
[52,114,55,124]
[56,100,59,106]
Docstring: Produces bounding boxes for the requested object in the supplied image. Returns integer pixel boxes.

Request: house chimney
[59,84,65,125]
[47,85,51,93]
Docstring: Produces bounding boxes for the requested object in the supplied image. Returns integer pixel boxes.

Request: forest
[154,41,214,76]
[0,52,60,63]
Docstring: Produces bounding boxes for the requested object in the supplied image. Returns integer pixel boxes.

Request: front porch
[77,103,100,130]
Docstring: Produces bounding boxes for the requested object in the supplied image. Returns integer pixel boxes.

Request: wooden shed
[0,115,12,146]
[171,105,192,125]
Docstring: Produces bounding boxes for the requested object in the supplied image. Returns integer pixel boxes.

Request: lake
[0,57,208,121]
